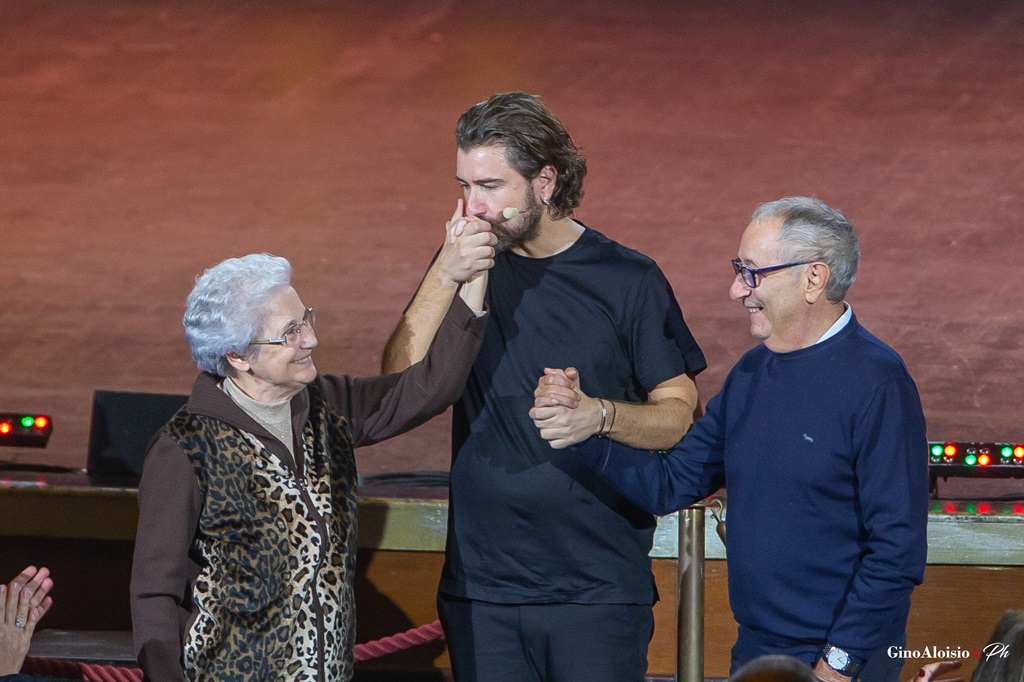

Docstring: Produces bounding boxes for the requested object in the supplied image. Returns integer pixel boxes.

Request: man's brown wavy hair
[456,91,586,220]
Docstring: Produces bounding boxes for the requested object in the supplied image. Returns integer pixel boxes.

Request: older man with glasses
[131,251,490,682]
[532,197,928,682]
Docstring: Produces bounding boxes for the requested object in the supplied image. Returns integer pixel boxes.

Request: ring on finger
[15,617,25,629]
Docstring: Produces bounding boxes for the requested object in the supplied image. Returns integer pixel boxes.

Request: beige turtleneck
[220,377,295,458]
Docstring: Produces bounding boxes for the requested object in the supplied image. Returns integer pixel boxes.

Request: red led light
[33,416,49,429]
[0,422,11,435]
[978,503,991,514]
[943,444,958,457]
[1014,503,1024,515]
[944,502,958,514]
[1014,446,1024,460]
[978,454,991,466]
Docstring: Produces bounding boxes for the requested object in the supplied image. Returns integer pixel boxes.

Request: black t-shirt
[439,227,707,604]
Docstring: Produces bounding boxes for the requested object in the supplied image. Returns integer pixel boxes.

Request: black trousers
[437,593,654,682]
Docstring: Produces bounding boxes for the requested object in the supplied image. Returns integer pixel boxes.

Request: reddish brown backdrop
[2,0,1022,480]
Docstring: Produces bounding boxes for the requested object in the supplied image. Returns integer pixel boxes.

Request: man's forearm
[383,211,495,373]
[381,266,460,373]
[605,396,697,450]
[348,299,487,445]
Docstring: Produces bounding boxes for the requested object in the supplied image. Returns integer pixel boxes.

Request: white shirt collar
[816,302,852,344]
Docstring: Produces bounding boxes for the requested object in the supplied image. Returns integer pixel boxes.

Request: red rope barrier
[23,656,81,676]
[82,664,144,682]
[22,619,445,679]
[354,619,445,661]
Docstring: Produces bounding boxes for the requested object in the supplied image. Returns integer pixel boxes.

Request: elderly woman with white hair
[130,252,490,681]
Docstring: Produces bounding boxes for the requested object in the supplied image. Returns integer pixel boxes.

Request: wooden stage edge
[1,471,1022,678]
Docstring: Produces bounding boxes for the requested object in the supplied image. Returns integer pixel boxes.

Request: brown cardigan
[130,299,486,681]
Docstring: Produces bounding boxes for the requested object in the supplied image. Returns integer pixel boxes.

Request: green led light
[930,444,943,457]
[965,454,977,466]
[1001,446,1013,458]
[20,416,34,428]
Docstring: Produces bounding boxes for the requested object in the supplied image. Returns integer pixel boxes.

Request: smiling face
[227,286,318,403]
[729,217,812,352]
[456,144,546,252]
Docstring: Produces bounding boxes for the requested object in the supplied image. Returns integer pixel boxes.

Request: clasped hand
[529,367,604,449]
[437,199,496,285]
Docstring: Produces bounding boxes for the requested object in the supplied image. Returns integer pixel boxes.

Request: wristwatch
[822,644,863,677]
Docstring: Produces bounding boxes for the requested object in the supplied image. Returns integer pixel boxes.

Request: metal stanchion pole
[677,505,706,682]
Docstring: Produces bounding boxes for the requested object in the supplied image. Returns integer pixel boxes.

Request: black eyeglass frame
[731,259,815,288]
[249,307,317,347]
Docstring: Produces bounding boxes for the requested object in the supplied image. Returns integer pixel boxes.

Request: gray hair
[183,253,292,377]
[751,196,859,303]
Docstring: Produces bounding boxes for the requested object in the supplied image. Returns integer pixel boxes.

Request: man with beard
[382,91,707,682]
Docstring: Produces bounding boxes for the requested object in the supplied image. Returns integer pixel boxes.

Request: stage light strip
[0,413,54,448]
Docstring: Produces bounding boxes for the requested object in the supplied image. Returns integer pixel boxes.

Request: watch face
[827,648,850,670]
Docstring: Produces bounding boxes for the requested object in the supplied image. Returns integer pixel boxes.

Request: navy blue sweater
[574,314,928,661]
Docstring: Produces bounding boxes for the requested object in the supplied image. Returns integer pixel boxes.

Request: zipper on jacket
[295,440,330,681]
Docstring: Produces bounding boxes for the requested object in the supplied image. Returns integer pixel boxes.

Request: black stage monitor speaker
[87,389,188,477]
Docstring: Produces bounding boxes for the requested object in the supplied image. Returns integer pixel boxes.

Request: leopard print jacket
[164,382,358,681]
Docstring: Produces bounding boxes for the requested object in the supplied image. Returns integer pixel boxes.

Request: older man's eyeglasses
[731,259,813,288]
[249,307,317,347]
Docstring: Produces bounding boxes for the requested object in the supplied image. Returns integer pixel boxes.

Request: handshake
[529,367,613,449]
